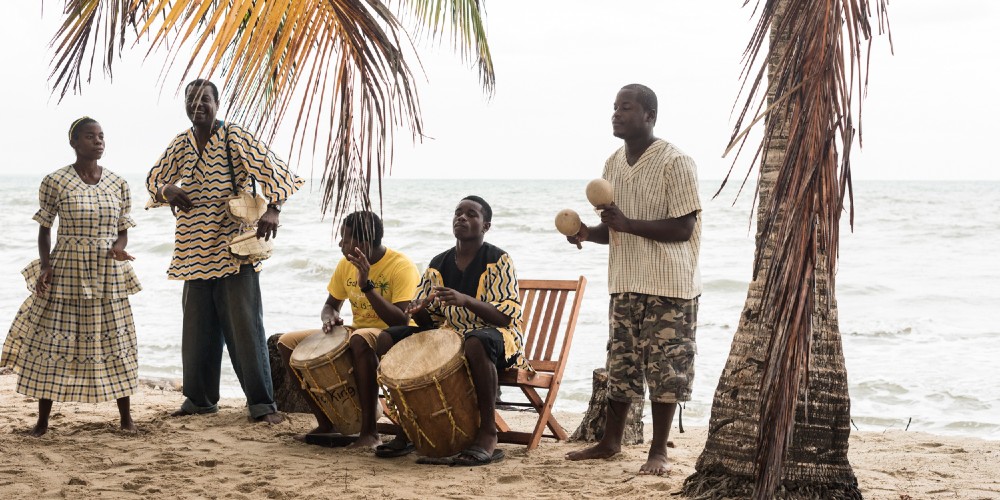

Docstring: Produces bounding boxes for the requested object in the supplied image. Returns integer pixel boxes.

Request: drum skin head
[290,326,349,362]
[379,329,462,381]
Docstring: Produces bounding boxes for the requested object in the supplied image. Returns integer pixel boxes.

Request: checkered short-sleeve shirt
[602,139,702,299]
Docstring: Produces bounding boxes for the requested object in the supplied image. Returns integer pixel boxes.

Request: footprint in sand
[237,481,258,493]
[122,476,154,491]
[262,487,285,499]
[122,481,143,491]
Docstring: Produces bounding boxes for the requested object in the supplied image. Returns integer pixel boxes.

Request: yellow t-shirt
[327,247,420,330]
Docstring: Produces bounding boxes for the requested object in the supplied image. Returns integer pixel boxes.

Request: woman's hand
[109,242,135,261]
[36,265,53,295]
[432,286,471,308]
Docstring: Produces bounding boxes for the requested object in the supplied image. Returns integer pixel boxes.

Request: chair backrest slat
[526,289,544,360]
[543,290,568,361]
[531,290,556,360]
[516,277,587,374]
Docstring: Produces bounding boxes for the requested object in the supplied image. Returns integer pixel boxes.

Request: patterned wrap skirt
[1,260,139,402]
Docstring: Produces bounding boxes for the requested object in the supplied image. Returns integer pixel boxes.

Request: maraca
[585,179,619,245]
[585,179,614,207]
[555,209,583,249]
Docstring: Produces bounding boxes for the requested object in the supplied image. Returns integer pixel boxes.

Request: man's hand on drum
[321,309,343,333]
[346,246,371,282]
[432,286,471,308]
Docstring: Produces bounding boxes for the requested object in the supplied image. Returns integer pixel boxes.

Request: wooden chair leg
[521,386,568,450]
[494,410,511,433]
[377,395,403,435]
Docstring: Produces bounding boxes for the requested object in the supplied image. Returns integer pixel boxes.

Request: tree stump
[267,333,312,413]
[569,368,644,445]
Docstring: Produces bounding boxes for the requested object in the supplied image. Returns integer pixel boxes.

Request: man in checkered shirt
[564,84,702,476]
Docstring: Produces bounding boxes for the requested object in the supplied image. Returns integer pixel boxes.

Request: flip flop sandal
[302,433,356,447]
[450,446,505,467]
[375,440,415,458]
[415,455,456,466]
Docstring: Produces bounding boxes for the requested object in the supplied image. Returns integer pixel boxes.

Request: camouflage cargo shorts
[606,293,698,404]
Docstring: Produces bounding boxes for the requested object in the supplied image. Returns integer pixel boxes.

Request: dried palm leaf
[46,0,495,218]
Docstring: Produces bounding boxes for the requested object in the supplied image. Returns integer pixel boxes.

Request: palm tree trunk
[683,0,861,497]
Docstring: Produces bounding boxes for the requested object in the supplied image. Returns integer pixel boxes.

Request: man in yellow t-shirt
[277,211,419,447]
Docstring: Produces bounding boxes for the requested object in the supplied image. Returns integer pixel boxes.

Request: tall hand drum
[289,327,377,435]
[378,329,479,458]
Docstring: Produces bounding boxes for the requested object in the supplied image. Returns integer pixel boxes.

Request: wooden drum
[378,329,479,458]
[289,327,376,435]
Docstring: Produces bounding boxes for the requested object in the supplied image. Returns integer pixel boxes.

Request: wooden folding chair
[495,276,587,450]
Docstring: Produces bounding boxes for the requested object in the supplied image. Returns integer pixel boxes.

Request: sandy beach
[0,372,996,499]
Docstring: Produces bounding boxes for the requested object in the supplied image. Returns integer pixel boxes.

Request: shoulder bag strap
[225,122,257,197]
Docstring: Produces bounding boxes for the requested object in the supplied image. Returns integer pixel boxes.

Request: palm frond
[45,0,495,218]
[719,1,891,498]
[49,0,136,100]
[400,0,495,94]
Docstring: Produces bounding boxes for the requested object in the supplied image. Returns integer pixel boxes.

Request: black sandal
[375,438,415,458]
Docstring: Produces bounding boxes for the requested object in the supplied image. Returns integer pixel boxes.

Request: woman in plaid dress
[1,118,142,436]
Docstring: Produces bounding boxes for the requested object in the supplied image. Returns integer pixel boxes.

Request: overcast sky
[0,1,997,181]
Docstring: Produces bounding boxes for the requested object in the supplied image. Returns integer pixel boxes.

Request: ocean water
[1,175,997,440]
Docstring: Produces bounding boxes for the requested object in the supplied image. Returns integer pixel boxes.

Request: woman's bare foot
[29,422,48,437]
[639,450,669,475]
[346,433,381,450]
[565,442,621,461]
[120,417,138,434]
[32,399,52,437]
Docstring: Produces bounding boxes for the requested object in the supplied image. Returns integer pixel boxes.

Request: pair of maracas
[555,179,617,248]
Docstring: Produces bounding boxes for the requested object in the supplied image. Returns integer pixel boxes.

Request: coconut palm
[46,0,494,216]
[683,1,890,499]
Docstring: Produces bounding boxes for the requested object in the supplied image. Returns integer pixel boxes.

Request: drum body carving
[378,329,479,457]
[289,327,373,435]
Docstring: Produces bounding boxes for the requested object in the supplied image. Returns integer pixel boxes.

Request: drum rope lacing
[385,381,437,450]
[293,354,361,431]
[380,360,477,452]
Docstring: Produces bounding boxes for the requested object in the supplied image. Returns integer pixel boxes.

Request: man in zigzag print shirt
[146,79,304,424]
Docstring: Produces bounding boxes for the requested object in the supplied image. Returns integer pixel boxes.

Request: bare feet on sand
[565,442,621,461]
[639,450,669,475]
[254,413,285,424]
[346,433,381,450]
[120,417,138,434]
[30,422,48,437]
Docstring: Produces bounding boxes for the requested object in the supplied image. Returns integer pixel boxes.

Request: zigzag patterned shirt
[415,242,529,370]
[146,121,304,280]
